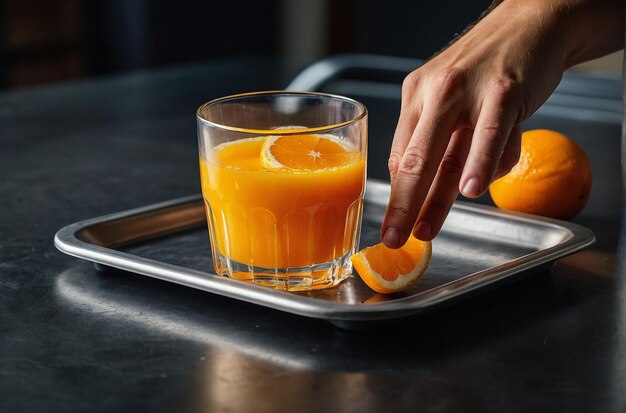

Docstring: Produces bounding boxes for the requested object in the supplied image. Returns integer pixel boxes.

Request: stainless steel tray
[54,179,595,329]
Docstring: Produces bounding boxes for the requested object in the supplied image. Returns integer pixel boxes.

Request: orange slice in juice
[261,134,356,170]
[351,236,432,294]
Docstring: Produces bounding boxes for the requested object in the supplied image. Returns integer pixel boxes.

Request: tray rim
[54,179,596,323]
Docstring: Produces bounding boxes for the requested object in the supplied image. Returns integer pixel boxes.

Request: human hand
[381,0,624,248]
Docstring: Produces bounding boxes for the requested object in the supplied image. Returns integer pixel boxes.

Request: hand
[381,0,624,248]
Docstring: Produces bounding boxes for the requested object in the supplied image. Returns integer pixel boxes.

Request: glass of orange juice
[196,91,367,291]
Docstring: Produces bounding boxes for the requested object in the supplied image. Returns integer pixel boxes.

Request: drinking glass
[197,91,367,291]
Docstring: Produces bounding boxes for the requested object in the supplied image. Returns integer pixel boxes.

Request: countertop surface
[1,56,625,413]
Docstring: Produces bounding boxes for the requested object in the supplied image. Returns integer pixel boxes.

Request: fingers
[459,86,520,198]
[384,72,523,246]
[493,124,522,180]
[382,72,464,248]
[388,73,423,184]
[412,128,473,241]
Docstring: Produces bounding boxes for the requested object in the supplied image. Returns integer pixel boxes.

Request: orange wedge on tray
[351,236,432,294]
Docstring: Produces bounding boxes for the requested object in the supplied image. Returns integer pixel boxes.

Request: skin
[381,0,624,248]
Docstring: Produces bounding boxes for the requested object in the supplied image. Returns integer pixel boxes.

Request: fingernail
[414,221,431,240]
[383,227,401,248]
[462,177,482,197]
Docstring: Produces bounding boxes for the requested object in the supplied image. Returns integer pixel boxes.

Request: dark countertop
[1,56,625,413]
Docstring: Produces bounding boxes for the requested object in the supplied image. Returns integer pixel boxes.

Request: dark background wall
[328,0,491,58]
[0,0,492,90]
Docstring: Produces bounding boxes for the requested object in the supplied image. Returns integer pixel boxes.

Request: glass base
[212,250,354,292]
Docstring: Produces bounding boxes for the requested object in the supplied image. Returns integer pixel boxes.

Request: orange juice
[199,135,365,272]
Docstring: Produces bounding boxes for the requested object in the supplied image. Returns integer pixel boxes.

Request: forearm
[488,0,624,69]
[554,0,624,68]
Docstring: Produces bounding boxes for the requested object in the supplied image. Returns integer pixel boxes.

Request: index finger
[381,92,461,248]
[388,73,423,184]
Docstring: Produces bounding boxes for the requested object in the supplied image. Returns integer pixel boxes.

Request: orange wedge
[261,134,357,170]
[350,236,432,294]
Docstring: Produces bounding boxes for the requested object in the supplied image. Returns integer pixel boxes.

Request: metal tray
[54,179,595,329]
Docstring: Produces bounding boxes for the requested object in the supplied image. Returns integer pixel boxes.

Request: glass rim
[196,90,368,135]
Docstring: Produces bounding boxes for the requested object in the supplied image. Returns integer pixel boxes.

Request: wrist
[493,0,624,69]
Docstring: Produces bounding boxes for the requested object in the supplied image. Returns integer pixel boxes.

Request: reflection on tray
[56,265,316,370]
[54,261,572,377]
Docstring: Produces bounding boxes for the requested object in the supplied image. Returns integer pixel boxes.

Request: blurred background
[1,0,622,90]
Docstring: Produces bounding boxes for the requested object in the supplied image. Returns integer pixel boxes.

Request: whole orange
[489,129,592,220]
